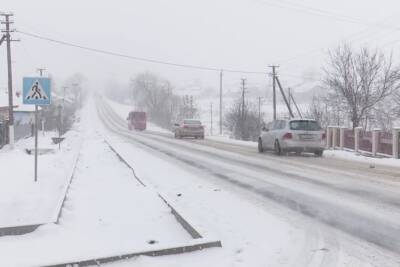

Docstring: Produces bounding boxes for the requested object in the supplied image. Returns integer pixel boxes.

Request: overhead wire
[16,30,267,75]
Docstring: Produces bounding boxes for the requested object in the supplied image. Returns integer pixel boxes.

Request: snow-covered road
[97,96,400,267]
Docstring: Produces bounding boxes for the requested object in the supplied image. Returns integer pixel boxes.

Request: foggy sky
[1,0,400,96]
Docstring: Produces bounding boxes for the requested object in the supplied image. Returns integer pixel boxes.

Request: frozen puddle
[0,131,193,266]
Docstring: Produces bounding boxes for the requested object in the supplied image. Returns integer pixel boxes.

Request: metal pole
[34,104,38,182]
[241,78,246,120]
[272,66,276,121]
[258,96,261,128]
[275,76,294,118]
[210,102,213,136]
[219,70,223,135]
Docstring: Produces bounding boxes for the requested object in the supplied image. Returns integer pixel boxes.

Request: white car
[258,119,325,156]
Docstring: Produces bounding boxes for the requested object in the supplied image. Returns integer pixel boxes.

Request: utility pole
[37,68,46,77]
[61,86,68,138]
[269,65,279,121]
[288,87,291,111]
[210,102,213,136]
[240,78,247,140]
[1,13,17,147]
[219,70,223,135]
[258,96,262,129]
[275,76,294,118]
[241,78,246,120]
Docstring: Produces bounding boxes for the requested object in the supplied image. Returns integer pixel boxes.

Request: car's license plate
[299,134,314,140]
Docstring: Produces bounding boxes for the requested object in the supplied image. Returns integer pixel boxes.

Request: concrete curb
[43,240,222,267]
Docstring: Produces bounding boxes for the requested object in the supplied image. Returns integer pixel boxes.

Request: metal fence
[378,132,393,156]
[359,130,373,153]
[343,129,354,150]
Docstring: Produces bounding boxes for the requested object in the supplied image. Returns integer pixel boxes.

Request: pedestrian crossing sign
[23,77,51,105]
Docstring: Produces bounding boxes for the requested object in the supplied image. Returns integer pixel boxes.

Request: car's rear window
[290,120,321,131]
[184,120,201,125]
[133,112,146,119]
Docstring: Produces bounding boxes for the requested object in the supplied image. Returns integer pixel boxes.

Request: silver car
[173,119,205,139]
[258,119,325,156]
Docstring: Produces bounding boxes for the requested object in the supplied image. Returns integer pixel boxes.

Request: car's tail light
[283,133,292,140]
[199,125,204,129]
[183,125,189,128]
[322,133,326,139]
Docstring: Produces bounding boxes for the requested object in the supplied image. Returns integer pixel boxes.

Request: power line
[16,30,267,75]
[256,0,400,30]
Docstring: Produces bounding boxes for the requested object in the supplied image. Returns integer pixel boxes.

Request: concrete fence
[326,126,400,159]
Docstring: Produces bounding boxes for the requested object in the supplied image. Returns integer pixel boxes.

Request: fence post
[339,127,345,150]
[354,127,362,153]
[393,127,400,159]
[332,126,339,149]
[372,128,381,157]
[326,126,332,149]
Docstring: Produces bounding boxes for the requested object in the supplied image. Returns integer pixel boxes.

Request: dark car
[173,119,204,139]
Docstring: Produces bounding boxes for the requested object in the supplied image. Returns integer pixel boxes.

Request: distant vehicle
[127,111,147,131]
[258,119,325,156]
[173,119,204,139]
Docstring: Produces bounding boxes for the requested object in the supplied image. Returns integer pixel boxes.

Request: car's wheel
[200,135,204,140]
[258,138,264,153]
[314,150,324,157]
[174,132,178,139]
[274,140,281,155]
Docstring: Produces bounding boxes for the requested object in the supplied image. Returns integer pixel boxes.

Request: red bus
[127,111,147,131]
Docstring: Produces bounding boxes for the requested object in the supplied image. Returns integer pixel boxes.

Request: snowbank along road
[97,96,400,267]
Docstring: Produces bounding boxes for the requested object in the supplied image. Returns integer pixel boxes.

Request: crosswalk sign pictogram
[23,77,51,105]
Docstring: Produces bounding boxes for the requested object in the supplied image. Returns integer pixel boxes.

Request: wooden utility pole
[269,65,279,121]
[219,69,223,135]
[1,13,17,147]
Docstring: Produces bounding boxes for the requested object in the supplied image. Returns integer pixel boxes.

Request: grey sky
[1,0,400,96]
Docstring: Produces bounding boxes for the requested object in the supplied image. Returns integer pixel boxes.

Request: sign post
[23,77,51,182]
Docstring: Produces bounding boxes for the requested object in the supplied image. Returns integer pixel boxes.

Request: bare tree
[323,45,400,128]
[131,72,201,129]
[224,100,262,141]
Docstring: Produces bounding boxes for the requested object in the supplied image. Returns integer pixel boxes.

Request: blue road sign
[23,77,51,105]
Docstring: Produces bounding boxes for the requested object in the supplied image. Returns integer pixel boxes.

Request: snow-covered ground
[0,128,81,227]
[98,96,400,266]
[98,98,311,267]
[0,100,200,266]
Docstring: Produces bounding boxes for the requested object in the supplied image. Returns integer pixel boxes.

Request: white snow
[0,100,195,266]
[0,128,81,227]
